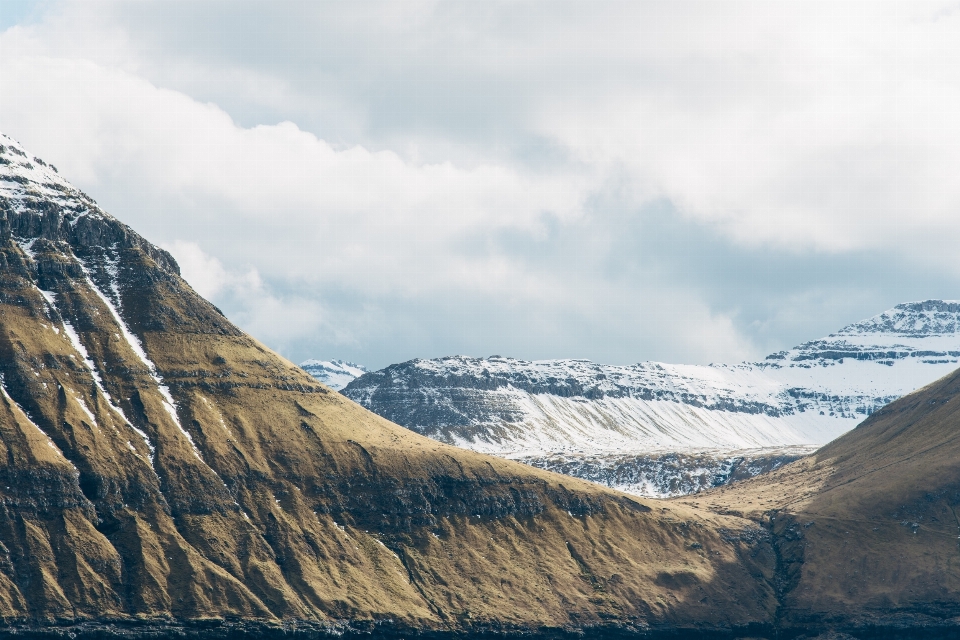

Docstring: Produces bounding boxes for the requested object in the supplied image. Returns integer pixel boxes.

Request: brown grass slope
[0,203,778,633]
[679,366,960,633]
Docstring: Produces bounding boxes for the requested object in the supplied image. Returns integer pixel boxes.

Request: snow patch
[77,267,204,463]
[300,359,367,391]
[42,287,157,466]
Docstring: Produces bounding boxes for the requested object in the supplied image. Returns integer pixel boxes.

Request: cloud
[4,2,960,368]
[162,240,259,300]
[164,241,329,357]
[24,1,960,259]
[0,51,587,278]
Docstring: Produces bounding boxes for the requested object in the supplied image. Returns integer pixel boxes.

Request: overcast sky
[2,1,960,369]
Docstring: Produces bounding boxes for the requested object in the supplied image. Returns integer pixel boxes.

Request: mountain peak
[0,132,179,276]
[0,131,95,214]
[1,130,789,634]
[832,299,960,338]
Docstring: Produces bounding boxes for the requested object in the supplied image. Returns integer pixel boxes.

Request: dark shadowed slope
[679,365,960,635]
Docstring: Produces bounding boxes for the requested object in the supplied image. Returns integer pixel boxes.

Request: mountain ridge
[7,129,960,638]
[336,300,960,495]
[0,131,784,636]
[673,364,960,633]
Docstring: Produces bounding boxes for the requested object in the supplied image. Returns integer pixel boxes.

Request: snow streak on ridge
[36,284,157,467]
[77,264,204,463]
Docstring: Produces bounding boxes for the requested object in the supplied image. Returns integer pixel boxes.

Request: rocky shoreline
[4,619,960,640]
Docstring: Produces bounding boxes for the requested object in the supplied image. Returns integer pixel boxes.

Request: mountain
[0,132,795,636]
[299,359,367,391]
[340,302,960,496]
[674,363,960,635]
[7,130,960,638]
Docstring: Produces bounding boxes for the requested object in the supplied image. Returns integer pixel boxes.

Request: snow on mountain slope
[300,359,367,391]
[1,132,104,224]
[339,301,960,495]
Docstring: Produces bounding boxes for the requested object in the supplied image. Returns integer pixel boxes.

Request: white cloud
[26,0,960,260]
[164,240,329,355]
[0,53,588,271]
[162,240,259,299]
[5,2,960,367]
[530,3,960,255]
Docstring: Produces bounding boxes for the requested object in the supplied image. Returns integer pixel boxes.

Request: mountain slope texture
[675,364,960,635]
[5,131,960,639]
[0,133,787,636]
[340,303,960,496]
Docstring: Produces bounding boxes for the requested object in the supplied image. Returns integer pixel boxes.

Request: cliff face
[0,133,781,635]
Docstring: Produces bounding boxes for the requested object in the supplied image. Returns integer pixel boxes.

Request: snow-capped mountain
[299,359,367,390]
[341,300,960,495]
[11,129,763,632]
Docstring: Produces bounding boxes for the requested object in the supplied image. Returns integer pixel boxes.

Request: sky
[2,1,960,369]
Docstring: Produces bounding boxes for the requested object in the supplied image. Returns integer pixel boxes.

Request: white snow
[299,359,367,390]
[73,393,99,429]
[0,132,101,222]
[40,287,156,465]
[77,268,203,462]
[17,238,37,259]
[345,301,960,458]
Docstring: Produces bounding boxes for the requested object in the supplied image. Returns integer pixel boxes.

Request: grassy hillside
[678,367,960,634]
[0,229,777,635]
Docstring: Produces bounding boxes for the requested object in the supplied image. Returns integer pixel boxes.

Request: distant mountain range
[298,359,367,390]
[305,301,960,495]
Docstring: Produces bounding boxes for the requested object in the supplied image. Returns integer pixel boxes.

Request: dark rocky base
[515,448,815,497]
[2,620,960,640]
